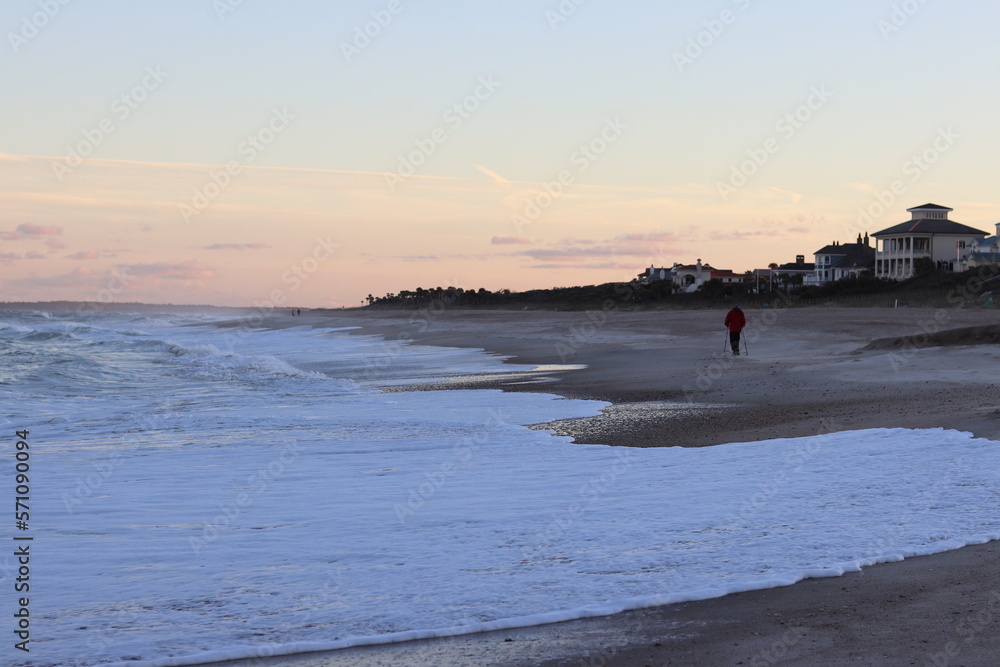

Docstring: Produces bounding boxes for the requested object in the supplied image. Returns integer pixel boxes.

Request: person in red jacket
[724,303,746,355]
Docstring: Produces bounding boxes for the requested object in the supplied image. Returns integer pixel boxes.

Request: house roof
[814,244,848,255]
[814,243,875,269]
[814,241,873,256]
[775,262,815,272]
[872,218,989,237]
[968,252,1000,262]
[907,203,953,211]
[832,245,876,269]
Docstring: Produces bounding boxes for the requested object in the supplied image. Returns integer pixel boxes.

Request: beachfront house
[637,266,676,284]
[807,235,876,285]
[872,204,989,279]
[774,255,815,283]
[671,260,746,293]
[963,223,1000,269]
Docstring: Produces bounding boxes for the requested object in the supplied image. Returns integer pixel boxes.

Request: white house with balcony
[872,204,988,279]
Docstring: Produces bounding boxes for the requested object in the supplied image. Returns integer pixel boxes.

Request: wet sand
[204,306,1000,666]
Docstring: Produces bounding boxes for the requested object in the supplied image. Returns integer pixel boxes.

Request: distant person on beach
[724,303,746,355]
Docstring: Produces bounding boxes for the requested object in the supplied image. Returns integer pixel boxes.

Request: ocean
[3,309,1000,667]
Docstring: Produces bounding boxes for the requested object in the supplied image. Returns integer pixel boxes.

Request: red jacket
[724,308,746,333]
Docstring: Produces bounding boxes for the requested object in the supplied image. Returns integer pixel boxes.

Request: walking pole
[723,330,729,355]
[742,330,750,356]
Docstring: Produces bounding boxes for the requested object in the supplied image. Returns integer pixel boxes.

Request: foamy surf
[2,310,999,667]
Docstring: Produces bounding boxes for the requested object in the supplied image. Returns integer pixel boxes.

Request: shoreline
[202,306,1000,666]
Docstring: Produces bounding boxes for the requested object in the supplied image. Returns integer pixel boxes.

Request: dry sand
[203,306,1000,666]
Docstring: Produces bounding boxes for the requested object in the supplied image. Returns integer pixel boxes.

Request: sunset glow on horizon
[3,1,1000,308]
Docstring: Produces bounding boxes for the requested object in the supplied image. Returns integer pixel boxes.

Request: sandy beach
[204,305,1000,666]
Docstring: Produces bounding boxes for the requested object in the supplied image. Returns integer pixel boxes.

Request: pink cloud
[0,223,65,241]
[708,230,782,241]
[491,236,531,245]
[125,261,215,280]
[17,223,62,236]
[5,267,99,288]
[204,243,271,250]
[46,238,66,250]
[66,250,102,260]
[25,251,45,259]
[613,231,679,243]
[0,252,22,263]
[528,261,638,270]
[519,246,618,261]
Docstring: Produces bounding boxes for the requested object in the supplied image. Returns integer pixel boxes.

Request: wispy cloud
[0,223,65,241]
[475,165,510,184]
[528,261,639,271]
[491,236,531,245]
[6,267,100,287]
[204,243,271,250]
[125,261,215,280]
[66,250,102,260]
[18,223,63,236]
[512,229,682,264]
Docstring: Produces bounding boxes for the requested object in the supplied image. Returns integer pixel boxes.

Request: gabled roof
[674,264,718,271]
[872,219,989,237]
[814,242,869,256]
[907,203,953,211]
[814,244,847,255]
[775,262,815,271]
[832,245,876,269]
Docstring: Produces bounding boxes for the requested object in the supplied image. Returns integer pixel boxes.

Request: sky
[2,0,1000,308]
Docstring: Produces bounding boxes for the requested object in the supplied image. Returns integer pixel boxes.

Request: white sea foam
[2,310,999,667]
